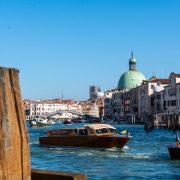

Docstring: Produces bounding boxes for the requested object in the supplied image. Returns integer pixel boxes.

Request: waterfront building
[159,73,180,129]
[25,96,103,120]
[176,83,180,111]
[123,90,133,123]
[29,100,67,117]
[104,89,119,120]
[130,87,139,123]
[103,68,180,128]
[138,77,170,123]
[90,97,104,118]
[24,99,82,120]
[151,90,164,127]
[111,90,124,122]
[79,100,100,118]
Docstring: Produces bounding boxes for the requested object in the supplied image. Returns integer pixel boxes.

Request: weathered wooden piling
[144,114,154,132]
[0,67,31,179]
[0,67,86,180]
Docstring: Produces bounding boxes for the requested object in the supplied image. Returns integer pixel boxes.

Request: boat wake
[123,145,129,150]
[123,152,151,159]
[105,147,121,152]
[29,140,39,145]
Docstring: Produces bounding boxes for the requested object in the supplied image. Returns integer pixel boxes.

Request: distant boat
[168,145,180,159]
[39,123,132,149]
[167,133,180,159]
[78,119,87,123]
[29,118,55,127]
[63,119,72,124]
[72,119,88,123]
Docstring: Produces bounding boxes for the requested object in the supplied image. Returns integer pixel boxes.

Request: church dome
[117,53,146,89]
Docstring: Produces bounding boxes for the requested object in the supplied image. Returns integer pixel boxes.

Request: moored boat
[39,124,132,149]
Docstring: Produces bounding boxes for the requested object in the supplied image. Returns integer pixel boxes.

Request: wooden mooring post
[144,114,154,132]
[0,68,31,179]
[0,67,86,180]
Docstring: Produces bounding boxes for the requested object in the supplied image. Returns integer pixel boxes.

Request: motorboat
[63,119,72,124]
[168,145,180,159]
[29,118,55,127]
[167,133,180,159]
[39,124,132,149]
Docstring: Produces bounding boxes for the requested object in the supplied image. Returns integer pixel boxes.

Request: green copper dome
[118,53,146,89]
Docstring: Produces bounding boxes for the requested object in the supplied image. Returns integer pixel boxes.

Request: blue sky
[0,0,180,100]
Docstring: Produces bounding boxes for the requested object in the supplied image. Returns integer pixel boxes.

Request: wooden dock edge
[31,169,86,180]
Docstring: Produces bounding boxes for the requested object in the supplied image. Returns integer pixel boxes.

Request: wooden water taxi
[39,124,131,148]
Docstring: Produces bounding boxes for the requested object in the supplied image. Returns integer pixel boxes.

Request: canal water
[29,123,180,179]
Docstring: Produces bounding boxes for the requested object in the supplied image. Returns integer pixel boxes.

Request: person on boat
[121,130,130,137]
[121,130,127,135]
[176,133,180,147]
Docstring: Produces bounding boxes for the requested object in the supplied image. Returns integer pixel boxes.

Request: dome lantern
[129,51,136,70]
[118,53,146,90]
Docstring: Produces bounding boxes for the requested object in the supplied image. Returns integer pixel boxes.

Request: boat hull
[168,146,180,159]
[39,135,130,149]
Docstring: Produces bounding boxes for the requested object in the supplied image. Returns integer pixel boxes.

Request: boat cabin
[48,124,118,137]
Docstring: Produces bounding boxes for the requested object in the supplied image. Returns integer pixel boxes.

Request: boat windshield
[109,128,118,134]
[78,129,88,135]
[95,128,110,134]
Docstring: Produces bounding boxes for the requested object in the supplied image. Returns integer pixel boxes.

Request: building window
[164,101,166,107]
